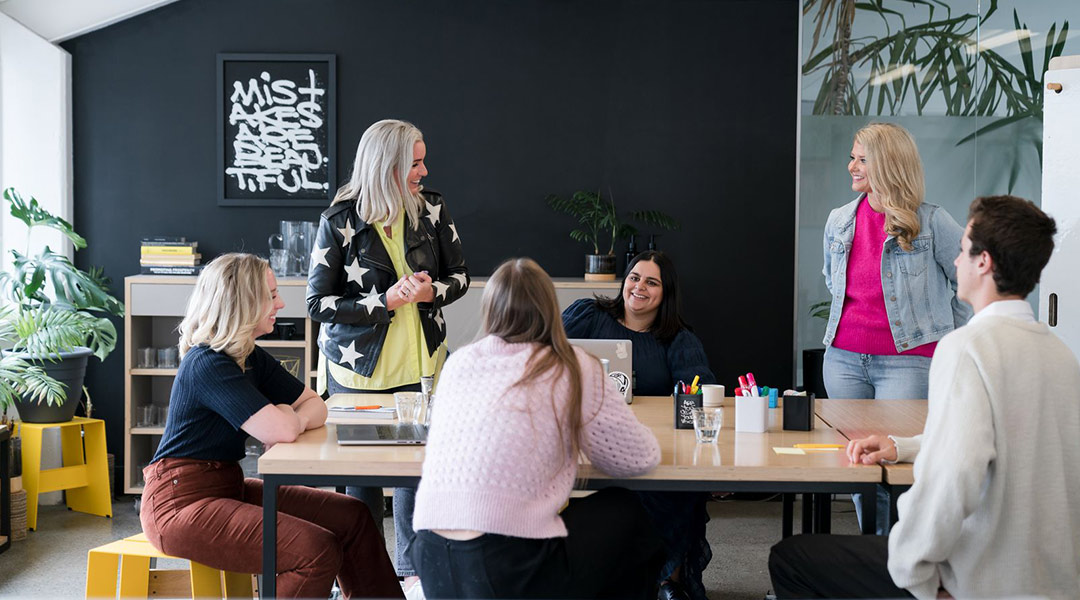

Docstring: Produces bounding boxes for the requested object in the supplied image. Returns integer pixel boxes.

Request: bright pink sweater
[412,335,661,539]
[833,198,935,357]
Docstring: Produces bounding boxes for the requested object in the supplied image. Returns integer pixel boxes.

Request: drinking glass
[137,347,157,368]
[692,407,723,444]
[156,346,179,368]
[394,391,423,425]
[269,249,289,277]
[138,405,156,428]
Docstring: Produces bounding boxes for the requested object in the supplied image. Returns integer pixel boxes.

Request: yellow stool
[85,533,255,599]
[17,417,112,531]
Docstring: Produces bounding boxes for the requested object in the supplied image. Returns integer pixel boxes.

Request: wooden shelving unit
[122,275,318,494]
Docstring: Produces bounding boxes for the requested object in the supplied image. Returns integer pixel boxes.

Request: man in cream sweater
[769,195,1080,599]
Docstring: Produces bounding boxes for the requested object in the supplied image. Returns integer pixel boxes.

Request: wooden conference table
[258,395,881,598]
[815,398,928,529]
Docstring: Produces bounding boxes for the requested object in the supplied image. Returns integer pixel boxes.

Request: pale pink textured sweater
[412,335,661,539]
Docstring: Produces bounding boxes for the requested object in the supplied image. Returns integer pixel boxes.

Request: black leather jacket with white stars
[305,189,469,377]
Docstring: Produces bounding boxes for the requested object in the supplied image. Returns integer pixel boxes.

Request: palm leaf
[631,210,680,231]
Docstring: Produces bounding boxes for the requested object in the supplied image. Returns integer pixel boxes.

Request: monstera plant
[0,188,124,422]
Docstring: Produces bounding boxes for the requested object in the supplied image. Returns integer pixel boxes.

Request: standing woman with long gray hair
[821,122,971,532]
[307,118,468,595]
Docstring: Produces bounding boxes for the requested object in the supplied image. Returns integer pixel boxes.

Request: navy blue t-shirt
[152,345,306,463]
[561,298,716,395]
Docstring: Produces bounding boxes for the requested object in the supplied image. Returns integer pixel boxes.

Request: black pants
[769,534,915,599]
[411,487,665,599]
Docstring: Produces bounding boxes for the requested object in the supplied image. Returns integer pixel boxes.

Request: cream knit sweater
[413,335,661,539]
[888,309,1080,599]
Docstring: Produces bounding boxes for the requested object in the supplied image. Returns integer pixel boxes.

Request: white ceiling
[0,0,178,43]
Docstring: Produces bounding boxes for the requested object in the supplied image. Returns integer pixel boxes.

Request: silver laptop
[337,423,428,445]
[569,338,633,403]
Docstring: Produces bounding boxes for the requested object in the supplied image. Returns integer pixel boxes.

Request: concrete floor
[0,494,860,599]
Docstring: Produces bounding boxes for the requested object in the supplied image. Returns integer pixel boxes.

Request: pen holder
[674,393,703,430]
[735,395,768,433]
[782,392,815,431]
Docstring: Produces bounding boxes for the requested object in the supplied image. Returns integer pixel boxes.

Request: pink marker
[747,372,758,388]
[738,375,749,390]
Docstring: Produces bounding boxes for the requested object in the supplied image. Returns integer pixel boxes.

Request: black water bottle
[624,235,638,271]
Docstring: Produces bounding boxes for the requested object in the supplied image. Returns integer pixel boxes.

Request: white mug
[701,384,724,407]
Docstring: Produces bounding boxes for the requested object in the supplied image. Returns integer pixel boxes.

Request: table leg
[801,493,814,533]
[262,476,278,599]
[885,484,908,535]
[813,493,831,533]
[781,494,794,538]
[859,484,877,535]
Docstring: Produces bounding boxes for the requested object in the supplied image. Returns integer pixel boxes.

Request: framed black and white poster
[217,53,336,207]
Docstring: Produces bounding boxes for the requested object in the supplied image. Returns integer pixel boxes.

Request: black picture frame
[217,53,337,207]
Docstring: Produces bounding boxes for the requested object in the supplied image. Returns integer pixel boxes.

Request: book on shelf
[328,406,397,420]
[141,244,197,255]
[141,236,187,243]
[141,254,201,266]
[140,265,203,276]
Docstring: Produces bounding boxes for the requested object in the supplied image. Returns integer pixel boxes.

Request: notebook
[336,423,428,445]
[328,406,397,420]
[568,338,634,404]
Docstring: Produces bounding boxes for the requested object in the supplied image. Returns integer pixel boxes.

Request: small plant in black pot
[0,188,125,423]
[546,190,678,280]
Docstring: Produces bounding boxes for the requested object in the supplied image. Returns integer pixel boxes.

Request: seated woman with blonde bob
[139,253,402,599]
[411,257,666,599]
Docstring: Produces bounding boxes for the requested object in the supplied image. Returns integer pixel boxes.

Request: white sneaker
[403,581,426,600]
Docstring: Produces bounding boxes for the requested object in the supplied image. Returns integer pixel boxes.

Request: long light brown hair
[481,258,592,458]
[855,122,925,250]
[332,119,425,230]
[178,253,270,367]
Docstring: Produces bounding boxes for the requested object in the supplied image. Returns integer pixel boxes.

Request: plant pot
[584,254,617,281]
[12,347,93,423]
[801,348,828,399]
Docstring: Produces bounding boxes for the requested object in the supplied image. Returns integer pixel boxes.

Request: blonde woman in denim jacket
[821,123,972,532]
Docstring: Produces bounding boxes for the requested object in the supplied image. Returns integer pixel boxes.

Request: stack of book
[141,237,202,275]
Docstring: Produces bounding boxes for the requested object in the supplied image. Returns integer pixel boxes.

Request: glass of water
[692,407,723,444]
[394,391,424,425]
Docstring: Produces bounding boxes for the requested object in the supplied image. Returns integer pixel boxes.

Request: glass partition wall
[796,0,1077,392]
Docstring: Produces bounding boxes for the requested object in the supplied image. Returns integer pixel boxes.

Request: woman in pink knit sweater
[411,257,665,599]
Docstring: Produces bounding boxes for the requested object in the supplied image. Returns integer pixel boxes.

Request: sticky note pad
[773,447,805,455]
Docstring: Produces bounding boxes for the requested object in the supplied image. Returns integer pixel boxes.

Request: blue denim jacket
[822,196,973,352]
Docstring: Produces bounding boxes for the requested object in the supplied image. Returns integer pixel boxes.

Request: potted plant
[546,190,678,280]
[0,188,124,423]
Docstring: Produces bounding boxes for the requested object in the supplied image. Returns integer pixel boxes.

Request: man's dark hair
[595,250,688,343]
[967,195,1057,297]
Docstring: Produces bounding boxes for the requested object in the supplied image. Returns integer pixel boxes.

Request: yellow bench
[85,533,255,599]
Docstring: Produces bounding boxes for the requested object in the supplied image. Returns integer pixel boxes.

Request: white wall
[0,15,73,486]
[1039,61,1080,359]
[0,11,73,271]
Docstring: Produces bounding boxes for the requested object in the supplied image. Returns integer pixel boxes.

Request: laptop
[337,423,428,446]
[569,338,633,403]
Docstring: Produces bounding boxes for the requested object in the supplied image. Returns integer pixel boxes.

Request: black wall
[64,0,798,483]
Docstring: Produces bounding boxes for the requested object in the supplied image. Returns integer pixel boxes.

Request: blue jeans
[328,372,420,576]
[823,346,931,535]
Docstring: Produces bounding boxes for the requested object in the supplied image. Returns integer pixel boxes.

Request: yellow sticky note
[773,447,805,455]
